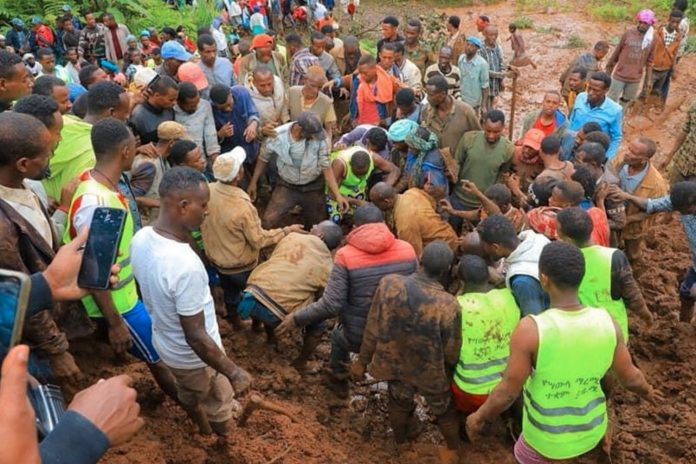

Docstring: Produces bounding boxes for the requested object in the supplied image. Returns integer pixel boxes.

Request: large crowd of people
[0,0,695,463]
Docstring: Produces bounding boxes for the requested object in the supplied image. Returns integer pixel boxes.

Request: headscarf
[387,119,418,142]
[404,126,440,189]
[404,125,438,153]
[636,9,656,50]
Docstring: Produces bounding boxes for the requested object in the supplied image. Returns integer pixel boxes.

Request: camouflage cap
[157,121,188,141]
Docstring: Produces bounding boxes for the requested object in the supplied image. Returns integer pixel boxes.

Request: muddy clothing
[0,199,70,377]
[245,233,333,316]
[293,222,417,351]
[168,365,238,423]
[394,187,459,256]
[201,182,286,274]
[420,98,481,152]
[671,101,696,181]
[609,155,668,241]
[607,28,655,83]
[359,273,461,395]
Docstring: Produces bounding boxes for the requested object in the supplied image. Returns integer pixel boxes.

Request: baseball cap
[251,33,273,50]
[520,128,545,151]
[10,18,25,27]
[296,112,325,140]
[30,16,42,25]
[213,147,247,182]
[22,53,35,61]
[140,30,151,38]
[177,62,208,91]
[62,5,72,12]
[157,121,188,141]
[161,40,192,62]
[466,36,483,48]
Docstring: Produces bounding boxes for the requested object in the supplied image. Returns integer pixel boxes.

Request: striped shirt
[424,63,461,99]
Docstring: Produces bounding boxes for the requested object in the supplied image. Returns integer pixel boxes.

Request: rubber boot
[292,331,323,371]
[388,397,413,444]
[436,407,462,451]
[680,296,695,323]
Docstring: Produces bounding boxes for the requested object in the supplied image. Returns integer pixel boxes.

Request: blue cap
[30,15,42,25]
[10,18,25,27]
[62,4,72,12]
[387,119,419,142]
[98,59,119,73]
[466,36,483,48]
[140,30,151,38]
[161,40,192,62]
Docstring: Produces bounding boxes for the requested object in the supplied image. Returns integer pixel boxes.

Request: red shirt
[587,207,610,246]
[532,116,557,137]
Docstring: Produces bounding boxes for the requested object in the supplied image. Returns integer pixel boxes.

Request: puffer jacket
[293,222,417,350]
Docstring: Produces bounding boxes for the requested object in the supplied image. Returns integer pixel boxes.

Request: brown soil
[69,1,696,463]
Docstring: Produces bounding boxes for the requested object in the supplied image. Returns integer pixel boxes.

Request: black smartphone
[77,207,126,290]
[0,269,31,349]
[146,73,161,91]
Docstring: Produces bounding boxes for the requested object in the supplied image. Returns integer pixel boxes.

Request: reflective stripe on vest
[64,176,138,317]
[453,289,520,395]
[578,245,629,341]
[522,307,616,460]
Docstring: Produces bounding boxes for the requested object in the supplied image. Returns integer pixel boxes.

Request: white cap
[213,147,247,182]
[133,67,157,89]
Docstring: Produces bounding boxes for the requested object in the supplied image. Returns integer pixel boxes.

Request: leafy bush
[565,33,588,48]
[511,16,535,30]
[686,36,696,54]
[589,4,628,22]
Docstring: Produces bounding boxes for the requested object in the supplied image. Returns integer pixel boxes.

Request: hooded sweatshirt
[293,222,417,350]
[505,230,550,286]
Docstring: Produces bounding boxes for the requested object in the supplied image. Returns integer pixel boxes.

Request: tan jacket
[393,187,459,256]
[610,155,669,240]
[238,51,287,86]
[246,233,333,315]
[201,182,287,273]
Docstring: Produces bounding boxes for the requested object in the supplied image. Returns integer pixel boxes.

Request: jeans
[509,275,550,316]
[218,271,251,312]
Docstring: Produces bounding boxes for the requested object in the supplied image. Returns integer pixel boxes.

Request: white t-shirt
[131,227,223,369]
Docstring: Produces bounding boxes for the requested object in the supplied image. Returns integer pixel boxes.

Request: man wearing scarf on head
[606,9,656,108]
[392,122,449,198]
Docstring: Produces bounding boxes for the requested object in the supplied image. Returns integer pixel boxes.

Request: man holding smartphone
[63,118,179,403]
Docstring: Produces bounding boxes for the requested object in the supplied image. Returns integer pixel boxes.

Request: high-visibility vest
[453,289,520,395]
[579,245,629,341]
[523,307,616,460]
[333,147,374,199]
[63,174,137,317]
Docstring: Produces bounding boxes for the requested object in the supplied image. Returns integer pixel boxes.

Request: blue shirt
[458,53,490,107]
[647,195,696,270]
[198,58,236,90]
[212,85,260,163]
[569,93,623,160]
[403,148,449,195]
[618,163,649,194]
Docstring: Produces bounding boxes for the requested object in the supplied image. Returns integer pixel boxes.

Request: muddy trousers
[387,381,460,450]
[328,326,355,378]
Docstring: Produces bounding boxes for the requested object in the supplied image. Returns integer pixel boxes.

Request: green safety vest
[333,147,374,199]
[63,177,138,318]
[523,307,617,460]
[454,289,520,395]
[579,245,629,342]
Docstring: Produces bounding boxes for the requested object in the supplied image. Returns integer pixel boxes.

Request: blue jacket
[212,85,260,163]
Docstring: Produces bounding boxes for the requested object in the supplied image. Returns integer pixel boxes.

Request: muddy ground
[69,1,696,463]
